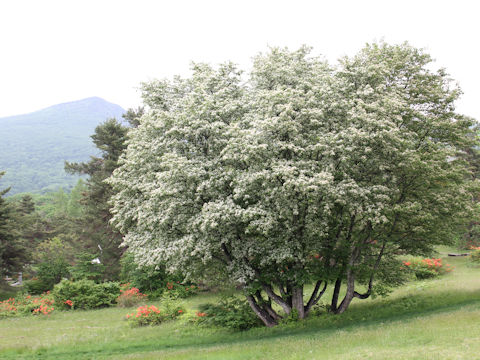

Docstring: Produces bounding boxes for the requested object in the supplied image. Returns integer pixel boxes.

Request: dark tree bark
[305,280,327,316]
[245,294,277,327]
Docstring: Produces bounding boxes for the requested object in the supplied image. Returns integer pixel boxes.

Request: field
[1,249,479,359]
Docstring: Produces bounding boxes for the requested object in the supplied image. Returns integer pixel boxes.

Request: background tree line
[0,108,155,295]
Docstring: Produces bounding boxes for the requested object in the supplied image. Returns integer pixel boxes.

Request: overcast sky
[0,0,478,120]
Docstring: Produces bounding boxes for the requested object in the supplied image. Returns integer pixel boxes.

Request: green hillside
[0,97,125,194]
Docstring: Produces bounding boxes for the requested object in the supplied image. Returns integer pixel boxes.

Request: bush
[470,247,480,263]
[120,253,168,296]
[52,279,120,310]
[0,292,55,317]
[17,293,55,316]
[165,281,198,299]
[403,258,453,279]
[120,253,196,299]
[192,295,262,330]
[124,298,184,327]
[36,260,71,287]
[23,278,52,295]
[0,298,18,318]
[116,284,148,307]
[30,237,73,291]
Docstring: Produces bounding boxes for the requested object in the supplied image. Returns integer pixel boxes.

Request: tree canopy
[109,42,478,326]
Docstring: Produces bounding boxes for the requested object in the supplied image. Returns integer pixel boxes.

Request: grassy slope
[1,251,479,359]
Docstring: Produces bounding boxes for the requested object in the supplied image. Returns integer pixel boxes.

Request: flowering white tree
[109,42,477,326]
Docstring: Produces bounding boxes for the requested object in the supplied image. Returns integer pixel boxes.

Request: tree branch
[305,280,327,314]
[262,283,292,315]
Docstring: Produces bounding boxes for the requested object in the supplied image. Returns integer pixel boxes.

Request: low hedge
[52,279,120,310]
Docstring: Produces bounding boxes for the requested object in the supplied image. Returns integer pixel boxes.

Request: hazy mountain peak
[0,98,126,195]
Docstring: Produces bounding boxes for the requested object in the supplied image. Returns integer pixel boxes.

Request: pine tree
[65,118,130,280]
[0,172,26,277]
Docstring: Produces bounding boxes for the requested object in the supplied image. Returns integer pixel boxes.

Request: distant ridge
[0,97,126,195]
[5,97,124,120]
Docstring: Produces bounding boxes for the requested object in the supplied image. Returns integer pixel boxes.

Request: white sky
[0,0,478,120]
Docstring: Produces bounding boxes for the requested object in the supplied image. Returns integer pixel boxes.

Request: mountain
[0,97,125,195]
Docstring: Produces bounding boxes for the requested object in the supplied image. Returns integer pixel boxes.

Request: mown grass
[1,250,479,359]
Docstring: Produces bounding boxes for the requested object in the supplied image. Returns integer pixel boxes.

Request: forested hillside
[0,97,125,194]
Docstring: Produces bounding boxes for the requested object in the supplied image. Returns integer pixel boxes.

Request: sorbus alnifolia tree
[109,42,478,326]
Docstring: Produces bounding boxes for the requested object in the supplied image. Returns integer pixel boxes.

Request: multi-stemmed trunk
[245,280,328,326]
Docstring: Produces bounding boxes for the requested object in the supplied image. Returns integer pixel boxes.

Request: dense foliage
[194,296,263,330]
[52,279,120,310]
[109,42,478,326]
[0,172,26,278]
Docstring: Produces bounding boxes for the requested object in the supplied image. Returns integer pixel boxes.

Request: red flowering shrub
[116,283,148,308]
[165,282,197,299]
[0,298,18,317]
[0,292,55,317]
[64,299,74,309]
[125,301,185,327]
[403,258,453,279]
[470,247,480,263]
[32,304,54,316]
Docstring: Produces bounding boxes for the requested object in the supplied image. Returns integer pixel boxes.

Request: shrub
[36,260,71,288]
[30,237,72,291]
[23,278,52,295]
[0,292,55,317]
[165,282,198,299]
[403,258,453,279]
[125,299,184,327]
[63,299,74,309]
[192,296,262,330]
[120,253,196,299]
[52,279,120,310]
[0,298,18,317]
[23,259,71,295]
[120,253,168,297]
[17,292,55,315]
[470,247,480,263]
[116,284,148,307]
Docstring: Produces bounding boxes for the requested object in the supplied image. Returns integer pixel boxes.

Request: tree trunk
[335,268,355,314]
[245,295,277,327]
[305,280,327,316]
[262,284,292,315]
[255,290,282,321]
[292,287,305,319]
[330,278,342,312]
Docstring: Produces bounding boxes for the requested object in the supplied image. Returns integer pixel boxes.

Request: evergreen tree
[122,106,144,128]
[65,118,130,280]
[13,194,50,258]
[18,194,35,215]
[0,172,26,277]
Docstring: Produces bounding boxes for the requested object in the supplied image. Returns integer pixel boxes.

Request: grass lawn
[1,249,479,359]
